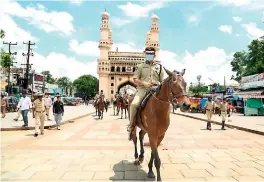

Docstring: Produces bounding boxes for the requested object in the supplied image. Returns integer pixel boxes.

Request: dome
[151,13,159,20]
[102,10,109,17]
[226,79,239,87]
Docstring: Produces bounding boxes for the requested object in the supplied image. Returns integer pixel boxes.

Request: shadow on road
[109,160,155,181]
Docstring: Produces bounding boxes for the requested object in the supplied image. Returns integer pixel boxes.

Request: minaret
[98,9,111,99]
[149,13,160,62]
[145,31,151,47]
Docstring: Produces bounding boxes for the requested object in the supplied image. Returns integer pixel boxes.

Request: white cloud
[69,40,100,57]
[217,0,264,10]
[218,25,232,34]
[70,0,83,4]
[4,1,75,36]
[0,15,38,43]
[111,17,133,27]
[242,22,264,39]
[161,47,234,85]
[118,2,166,18]
[187,15,199,24]
[14,50,97,81]
[232,16,242,22]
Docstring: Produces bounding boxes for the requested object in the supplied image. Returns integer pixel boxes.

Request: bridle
[153,73,188,105]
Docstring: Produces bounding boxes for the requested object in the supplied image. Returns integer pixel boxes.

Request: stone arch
[117,80,137,93]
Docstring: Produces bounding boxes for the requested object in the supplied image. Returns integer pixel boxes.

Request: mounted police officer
[127,47,164,140]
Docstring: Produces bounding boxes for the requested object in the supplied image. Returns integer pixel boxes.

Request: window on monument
[102,62,104,65]
[116,67,120,72]
[111,77,114,80]
[111,83,114,86]
[108,58,110,60]
[111,67,115,72]
[102,68,104,71]
[133,67,136,72]
[122,67,126,72]
[111,90,114,94]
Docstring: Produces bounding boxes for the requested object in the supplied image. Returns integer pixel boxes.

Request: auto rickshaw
[189,97,201,112]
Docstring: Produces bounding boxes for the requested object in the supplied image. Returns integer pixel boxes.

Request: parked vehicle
[7,96,18,112]
[189,97,201,113]
[244,98,264,116]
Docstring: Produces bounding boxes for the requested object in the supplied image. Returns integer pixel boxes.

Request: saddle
[133,85,161,130]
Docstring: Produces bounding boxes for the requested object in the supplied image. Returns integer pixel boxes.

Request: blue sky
[1,0,264,84]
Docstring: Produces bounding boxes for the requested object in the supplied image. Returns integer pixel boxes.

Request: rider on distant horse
[127,47,164,140]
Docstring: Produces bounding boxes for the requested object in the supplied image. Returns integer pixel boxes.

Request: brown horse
[93,99,99,116]
[129,68,191,181]
[97,97,105,119]
[114,97,122,116]
[120,96,129,119]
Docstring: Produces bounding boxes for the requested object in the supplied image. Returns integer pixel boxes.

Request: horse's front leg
[101,110,103,119]
[132,128,139,165]
[139,130,146,163]
[121,108,123,119]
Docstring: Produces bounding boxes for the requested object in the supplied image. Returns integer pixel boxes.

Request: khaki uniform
[219,102,228,129]
[128,62,164,130]
[205,101,214,120]
[220,102,228,121]
[33,98,45,134]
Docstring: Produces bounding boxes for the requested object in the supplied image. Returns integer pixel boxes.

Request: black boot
[221,121,226,130]
[206,122,209,130]
[208,122,211,130]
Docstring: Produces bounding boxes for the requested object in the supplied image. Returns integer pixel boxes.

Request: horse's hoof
[147,172,155,178]
[139,157,144,163]
[134,159,140,165]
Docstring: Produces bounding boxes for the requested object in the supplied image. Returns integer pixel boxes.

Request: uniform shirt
[100,93,105,99]
[135,62,164,89]
[205,101,214,110]
[33,99,45,112]
[17,96,32,111]
[220,102,228,111]
[44,97,52,107]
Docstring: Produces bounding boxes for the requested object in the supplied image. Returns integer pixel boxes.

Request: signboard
[226,87,235,95]
[0,68,26,74]
[240,73,264,89]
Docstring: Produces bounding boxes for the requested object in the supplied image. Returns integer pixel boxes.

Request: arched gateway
[117,81,137,95]
[97,10,160,100]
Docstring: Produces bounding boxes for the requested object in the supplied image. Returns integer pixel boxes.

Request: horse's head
[164,68,191,112]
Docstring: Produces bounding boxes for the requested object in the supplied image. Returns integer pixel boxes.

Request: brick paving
[174,110,264,133]
[0,105,94,129]
[1,109,264,181]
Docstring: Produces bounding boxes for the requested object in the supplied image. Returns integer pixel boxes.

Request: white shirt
[44,97,52,107]
[17,97,32,110]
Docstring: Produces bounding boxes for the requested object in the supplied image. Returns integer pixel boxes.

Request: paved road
[1,105,95,129]
[1,110,264,181]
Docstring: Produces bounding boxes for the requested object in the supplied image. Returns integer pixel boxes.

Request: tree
[0,29,5,39]
[189,83,208,94]
[231,39,264,81]
[73,74,98,98]
[56,77,71,95]
[0,50,14,68]
[41,71,56,84]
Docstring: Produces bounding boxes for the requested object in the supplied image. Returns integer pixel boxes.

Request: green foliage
[0,49,14,68]
[73,74,99,98]
[231,39,264,81]
[189,84,208,94]
[41,71,56,84]
[0,29,5,39]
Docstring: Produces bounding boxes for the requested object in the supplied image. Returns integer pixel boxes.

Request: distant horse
[97,97,105,119]
[105,100,110,112]
[93,99,98,116]
[128,68,191,181]
[120,96,129,119]
[114,97,121,116]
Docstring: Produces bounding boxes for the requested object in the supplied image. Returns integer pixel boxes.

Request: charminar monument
[97,10,160,100]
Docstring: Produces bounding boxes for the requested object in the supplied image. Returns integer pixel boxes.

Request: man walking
[1,93,7,118]
[14,94,22,121]
[44,94,52,121]
[32,93,45,137]
[17,91,32,127]
[53,95,64,130]
[127,47,164,140]
[219,98,229,130]
[205,97,214,130]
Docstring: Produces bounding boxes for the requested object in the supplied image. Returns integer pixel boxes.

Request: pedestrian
[32,93,45,137]
[53,95,64,130]
[219,98,229,130]
[204,97,215,130]
[0,93,8,118]
[17,91,32,127]
[44,93,52,121]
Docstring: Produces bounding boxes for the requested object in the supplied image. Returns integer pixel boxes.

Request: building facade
[97,10,160,100]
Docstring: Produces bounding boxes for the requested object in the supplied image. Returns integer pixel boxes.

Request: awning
[234,89,264,99]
